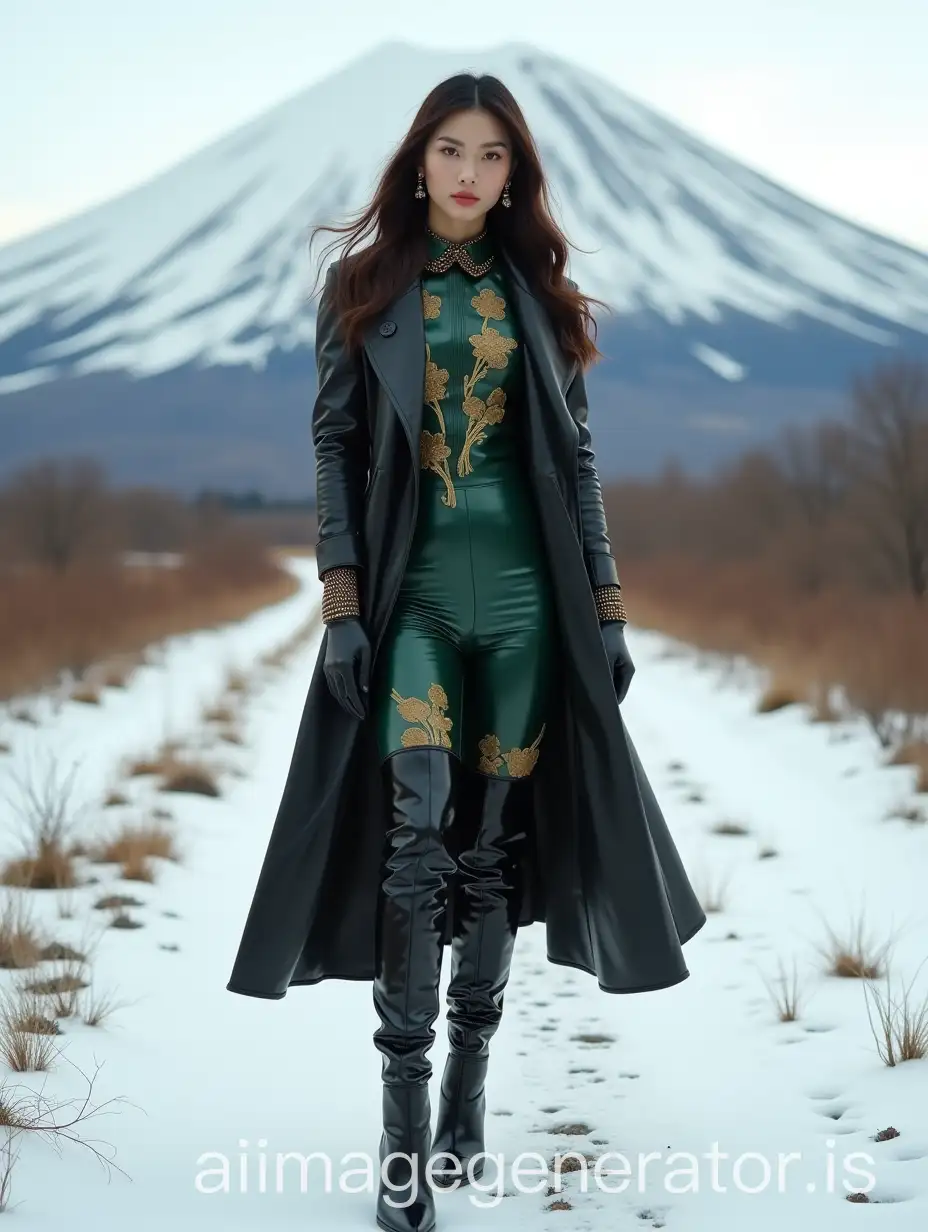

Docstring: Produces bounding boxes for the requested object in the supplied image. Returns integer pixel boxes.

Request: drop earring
[415,169,426,199]
[501,179,512,208]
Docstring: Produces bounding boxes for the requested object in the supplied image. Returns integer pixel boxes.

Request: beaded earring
[414,169,426,199]
[501,179,512,208]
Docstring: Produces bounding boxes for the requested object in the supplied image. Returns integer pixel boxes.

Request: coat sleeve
[312,262,370,580]
[562,275,620,588]
[563,336,621,588]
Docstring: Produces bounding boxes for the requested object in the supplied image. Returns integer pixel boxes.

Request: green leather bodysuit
[371,227,556,778]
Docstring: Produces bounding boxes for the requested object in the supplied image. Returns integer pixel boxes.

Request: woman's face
[421,108,514,235]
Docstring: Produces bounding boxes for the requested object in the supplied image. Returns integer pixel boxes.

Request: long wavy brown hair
[308,72,610,370]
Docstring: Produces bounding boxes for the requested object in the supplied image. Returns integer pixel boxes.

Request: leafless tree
[777,420,853,528]
[846,359,928,598]
[2,458,109,571]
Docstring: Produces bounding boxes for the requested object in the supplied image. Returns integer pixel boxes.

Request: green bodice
[419,227,524,507]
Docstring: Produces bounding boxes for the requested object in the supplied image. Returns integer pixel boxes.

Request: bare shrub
[0,1121,22,1212]
[0,1054,132,1193]
[3,458,110,574]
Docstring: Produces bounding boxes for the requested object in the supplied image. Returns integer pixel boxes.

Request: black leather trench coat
[226,246,706,1000]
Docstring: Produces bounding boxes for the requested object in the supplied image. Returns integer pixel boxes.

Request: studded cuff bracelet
[321,565,361,624]
[594,583,627,624]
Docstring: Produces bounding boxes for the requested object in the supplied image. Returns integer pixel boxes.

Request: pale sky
[2,0,926,251]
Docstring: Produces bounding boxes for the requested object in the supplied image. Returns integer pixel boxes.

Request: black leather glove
[323,617,371,720]
[600,620,635,704]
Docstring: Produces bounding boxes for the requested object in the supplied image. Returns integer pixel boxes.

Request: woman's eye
[440,146,458,156]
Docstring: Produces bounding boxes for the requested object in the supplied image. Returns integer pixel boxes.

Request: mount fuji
[2,41,927,494]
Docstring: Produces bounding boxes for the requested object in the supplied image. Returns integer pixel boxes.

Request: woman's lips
[452,193,479,203]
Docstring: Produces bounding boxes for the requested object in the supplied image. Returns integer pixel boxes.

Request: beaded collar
[423,226,495,276]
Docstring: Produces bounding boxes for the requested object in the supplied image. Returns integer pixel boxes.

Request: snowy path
[2,559,926,1230]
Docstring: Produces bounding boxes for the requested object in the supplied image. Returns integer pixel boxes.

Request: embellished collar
[423,226,495,276]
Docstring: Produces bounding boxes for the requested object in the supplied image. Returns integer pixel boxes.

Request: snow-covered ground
[1,554,926,1230]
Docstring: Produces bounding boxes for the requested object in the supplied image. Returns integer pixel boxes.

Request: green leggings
[372,466,555,778]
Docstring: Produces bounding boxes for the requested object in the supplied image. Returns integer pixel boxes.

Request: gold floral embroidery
[421,343,456,507]
[422,288,442,320]
[477,734,503,775]
[424,350,449,405]
[458,387,507,476]
[455,288,518,476]
[391,683,453,748]
[470,288,506,320]
[468,328,518,371]
[477,724,546,777]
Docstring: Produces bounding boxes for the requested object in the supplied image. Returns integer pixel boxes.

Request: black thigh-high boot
[431,770,530,1189]
[373,746,458,1232]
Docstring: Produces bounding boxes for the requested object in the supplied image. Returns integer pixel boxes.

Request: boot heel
[377,1083,436,1232]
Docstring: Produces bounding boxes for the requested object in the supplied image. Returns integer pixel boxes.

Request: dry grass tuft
[225,668,249,694]
[863,960,928,1065]
[69,684,102,706]
[160,760,220,797]
[888,742,928,793]
[88,819,180,877]
[79,982,129,1028]
[757,677,804,714]
[0,751,87,890]
[0,987,59,1072]
[0,895,44,970]
[21,967,88,1000]
[759,955,806,1022]
[93,893,144,910]
[124,741,221,797]
[710,819,752,837]
[694,868,732,914]
[814,908,897,980]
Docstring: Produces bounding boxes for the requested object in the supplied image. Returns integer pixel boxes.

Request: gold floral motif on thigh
[477,723,546,777]
[391,682,453,748]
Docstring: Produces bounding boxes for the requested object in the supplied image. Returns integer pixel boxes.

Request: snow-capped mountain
[2,41,928,492]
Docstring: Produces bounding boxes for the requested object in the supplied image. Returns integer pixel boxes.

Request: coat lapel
[362,276,425,459]
[500,246,578,404]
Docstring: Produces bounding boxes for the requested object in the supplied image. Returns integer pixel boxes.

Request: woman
[227,72,706,1232]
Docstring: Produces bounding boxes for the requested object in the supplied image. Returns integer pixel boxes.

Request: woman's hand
[600,621,635,704]
[323,618,371,720]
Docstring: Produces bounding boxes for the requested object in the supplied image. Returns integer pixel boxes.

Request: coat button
[379,320,397,337]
